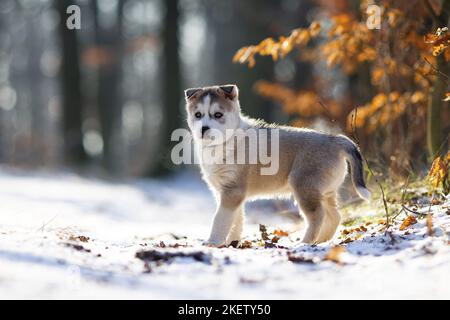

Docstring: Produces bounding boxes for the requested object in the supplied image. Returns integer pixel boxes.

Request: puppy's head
[185,84,240,146]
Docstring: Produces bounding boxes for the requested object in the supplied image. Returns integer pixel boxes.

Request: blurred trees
[1,0,446,178]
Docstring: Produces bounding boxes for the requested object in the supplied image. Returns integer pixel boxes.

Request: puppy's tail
[339,135,371,201]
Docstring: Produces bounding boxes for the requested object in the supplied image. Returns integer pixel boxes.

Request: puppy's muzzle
[201,126,210,138]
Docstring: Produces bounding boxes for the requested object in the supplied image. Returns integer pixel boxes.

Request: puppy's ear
[184,87,202,101]
[218,84,238,100]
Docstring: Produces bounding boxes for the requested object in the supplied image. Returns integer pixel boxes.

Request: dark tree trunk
[93,0,126,176]
[149,0,182,175]
[57,0,87,166]
[427,0,450,159]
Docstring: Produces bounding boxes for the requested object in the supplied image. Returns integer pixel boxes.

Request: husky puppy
[185,84,370,247]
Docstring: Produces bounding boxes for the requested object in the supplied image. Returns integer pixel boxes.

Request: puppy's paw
[203,238,226,248]
[301,237,318,245]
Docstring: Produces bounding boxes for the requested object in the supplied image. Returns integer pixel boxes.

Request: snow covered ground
[0,166,449,299]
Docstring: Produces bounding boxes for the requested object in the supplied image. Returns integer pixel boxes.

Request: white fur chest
[200,162,238,192]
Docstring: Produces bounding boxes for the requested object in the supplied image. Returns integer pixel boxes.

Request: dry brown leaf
[324,246,346,264]
[273,229,289,237]
[399,215,418,231]
[271,236,280,243]
[287,252,316,264]
[68,235,90,243]
[340,237,353,244]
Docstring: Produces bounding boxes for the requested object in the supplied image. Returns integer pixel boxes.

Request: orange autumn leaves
[322,14,376,74]
[254,81,341,122]
[428,151,450,194]
[232,15,375,74]
[233,22,321,68]
[399,215,417,231]
[347,91,427,133]
[424,27,450,57]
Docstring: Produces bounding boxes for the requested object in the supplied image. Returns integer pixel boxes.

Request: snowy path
[0,168,449,299]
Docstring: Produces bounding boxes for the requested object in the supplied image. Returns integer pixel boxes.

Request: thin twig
[391,176,412,221]
[400,175,411,205]
[401,204,422,216]
[424,57,450,82]
[317,99,336,123]
[37,215,59,232]
[391,207,405,221]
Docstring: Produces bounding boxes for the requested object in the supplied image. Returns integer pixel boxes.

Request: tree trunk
[57,0,87,166]
[427,0,450,159]
[149,0,181,175]
[93,0,126,176]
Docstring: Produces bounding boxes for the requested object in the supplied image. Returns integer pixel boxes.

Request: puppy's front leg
[206,206,238,246]
[206,192,244,247]
[227,206,244,243]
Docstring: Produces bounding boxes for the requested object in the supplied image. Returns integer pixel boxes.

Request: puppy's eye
[214,112,223,119]
[194,112,202,119]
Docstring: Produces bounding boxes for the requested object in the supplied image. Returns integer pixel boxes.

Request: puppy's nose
[201,126,209,138]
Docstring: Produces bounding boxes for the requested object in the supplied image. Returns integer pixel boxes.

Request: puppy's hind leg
[317,193,341,243]
[290,182,325,244]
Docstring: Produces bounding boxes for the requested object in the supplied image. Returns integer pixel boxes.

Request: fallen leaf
[68,235,90,242]
[271,236,280,243]
[399,215,417,231]
[340,237,353,244]
[135,250,211,264]
[239,240,253,249]
[287,252,316,264]
[64,243,91,252]
[273,229,289,237]
[324,246,346,264]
